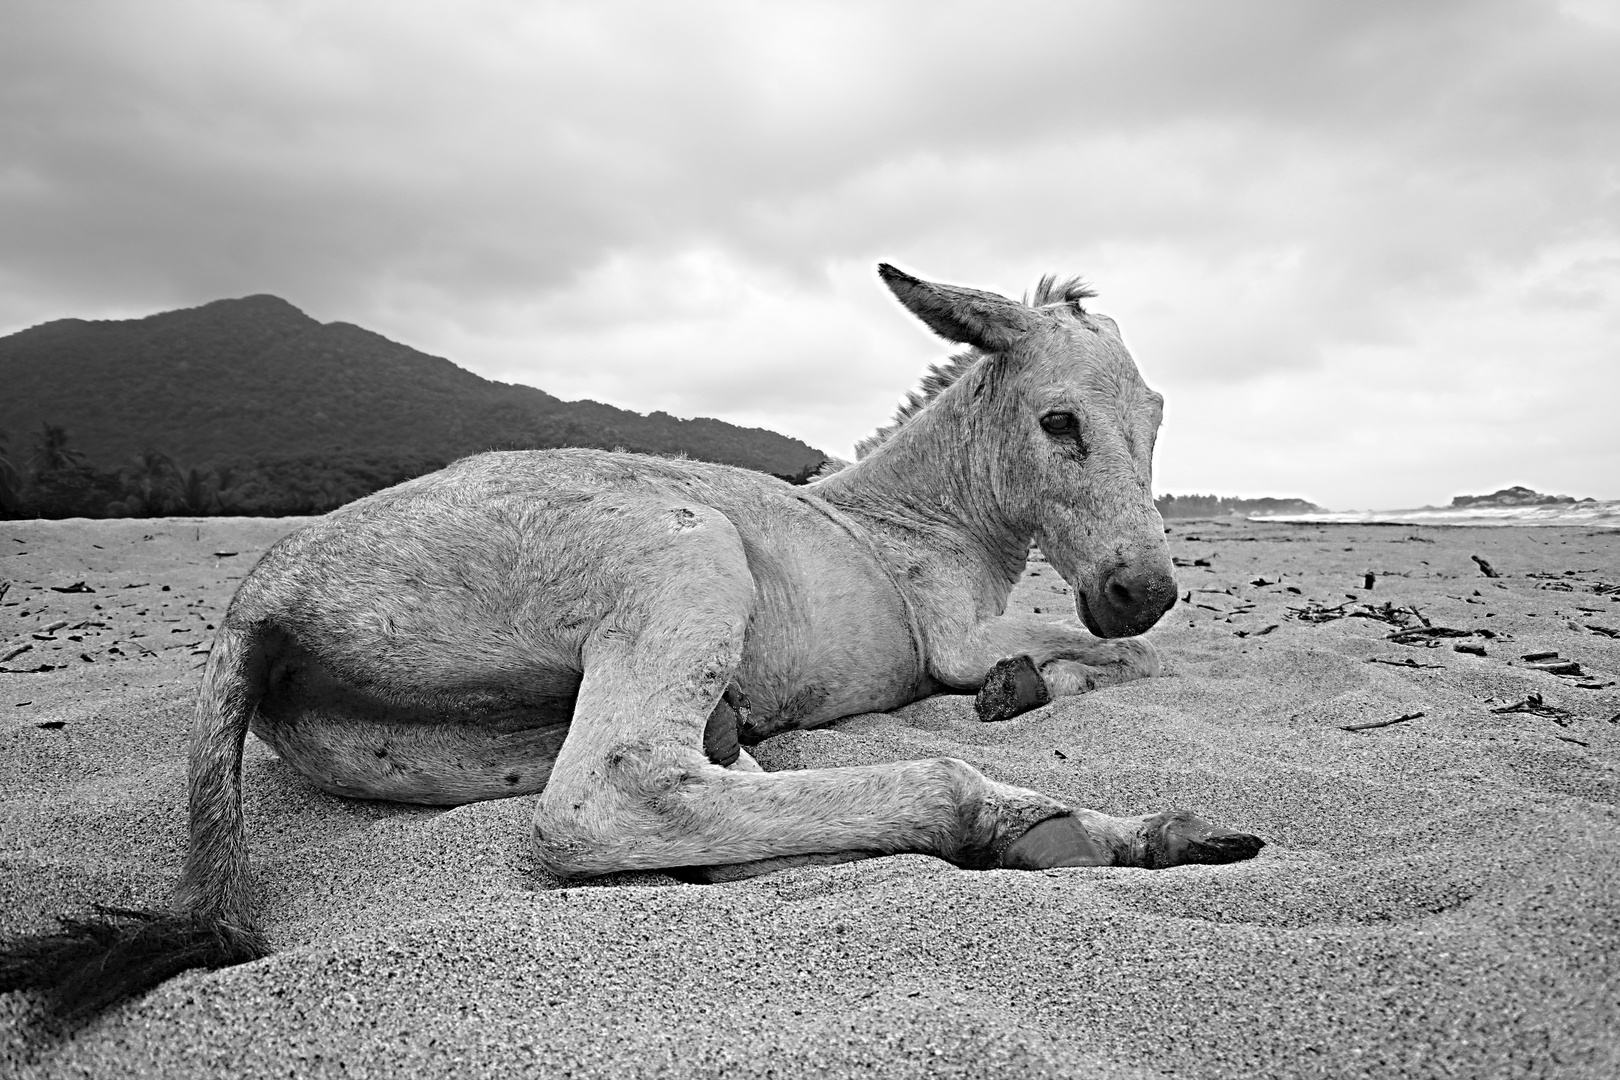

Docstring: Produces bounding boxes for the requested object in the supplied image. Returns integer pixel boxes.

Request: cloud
[1,0,1616,505]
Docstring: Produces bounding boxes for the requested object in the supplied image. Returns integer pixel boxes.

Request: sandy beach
[2,515,1617,1078]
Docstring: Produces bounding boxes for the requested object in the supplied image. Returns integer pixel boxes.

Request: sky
[2,0,1617,510]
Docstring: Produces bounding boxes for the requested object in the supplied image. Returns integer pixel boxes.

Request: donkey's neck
[813,399,1033,603]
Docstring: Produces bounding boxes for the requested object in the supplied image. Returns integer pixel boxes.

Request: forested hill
[0,295,827,476]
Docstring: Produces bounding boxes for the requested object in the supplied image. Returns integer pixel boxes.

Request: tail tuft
[0,905,266,1022]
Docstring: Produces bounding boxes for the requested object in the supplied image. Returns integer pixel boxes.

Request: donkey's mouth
[1075,591,1107,638]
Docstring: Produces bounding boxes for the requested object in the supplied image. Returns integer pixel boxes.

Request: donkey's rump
[233,471,765,805]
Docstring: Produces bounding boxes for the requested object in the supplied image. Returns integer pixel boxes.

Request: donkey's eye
[1039,412,1079,437]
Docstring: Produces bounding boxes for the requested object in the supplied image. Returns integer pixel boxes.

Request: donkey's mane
[853,274,1096,459]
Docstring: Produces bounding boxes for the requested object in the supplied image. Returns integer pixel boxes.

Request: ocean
[1261,499,1620,529]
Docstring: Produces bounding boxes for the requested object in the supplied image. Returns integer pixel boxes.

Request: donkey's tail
[0,622,271,1022]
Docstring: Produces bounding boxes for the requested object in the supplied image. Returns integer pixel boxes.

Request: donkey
[0,264,1262,1021]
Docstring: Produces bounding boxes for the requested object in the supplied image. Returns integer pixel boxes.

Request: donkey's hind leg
[999,808,1264,870]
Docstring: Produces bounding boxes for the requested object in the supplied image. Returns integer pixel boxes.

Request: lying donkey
[1,264,1262,1020]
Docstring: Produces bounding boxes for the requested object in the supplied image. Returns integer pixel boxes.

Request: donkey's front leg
[929,612,1161,721]
[530,509,1071,878]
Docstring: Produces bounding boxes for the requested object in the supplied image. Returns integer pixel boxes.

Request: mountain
[0,295,827,478]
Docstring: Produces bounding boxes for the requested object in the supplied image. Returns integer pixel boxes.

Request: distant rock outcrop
[1450,486,1592,508]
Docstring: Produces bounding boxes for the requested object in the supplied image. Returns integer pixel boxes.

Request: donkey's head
[872,264,1175,639]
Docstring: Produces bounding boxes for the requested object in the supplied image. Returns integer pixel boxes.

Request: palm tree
[31,423,83,474]
[175,466,221,515]
[119,450,181,516]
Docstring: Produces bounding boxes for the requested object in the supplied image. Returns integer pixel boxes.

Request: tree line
[0,423,824,519]
[1154,493,1322,518]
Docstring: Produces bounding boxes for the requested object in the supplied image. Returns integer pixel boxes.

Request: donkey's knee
[529,739,713,879]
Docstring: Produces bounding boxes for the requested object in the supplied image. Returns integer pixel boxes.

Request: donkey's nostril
[1100,563,1176,635]
[1105,572,1139,611]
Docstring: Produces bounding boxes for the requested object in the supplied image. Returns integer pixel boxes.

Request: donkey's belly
[253,641,579,805]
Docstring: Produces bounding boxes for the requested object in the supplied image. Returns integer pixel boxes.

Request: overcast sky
[3,0,1616,509]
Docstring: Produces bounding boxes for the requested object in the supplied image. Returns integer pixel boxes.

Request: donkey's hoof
[1000,814,1113,870]
[1140,810,1264,870]
[976,654,1051,722]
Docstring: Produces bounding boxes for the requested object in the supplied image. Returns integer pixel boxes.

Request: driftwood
[1341,711,1424,733]
[1471,555,1499,578]
[1287,600,1424,628]
[1388,626,1478,648]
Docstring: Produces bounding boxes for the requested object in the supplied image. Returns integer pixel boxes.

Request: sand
[2,516,1617,1078]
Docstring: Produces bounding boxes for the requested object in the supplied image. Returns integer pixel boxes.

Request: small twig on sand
[1555,734,1590,747]
[1342,711,1424,733]
[1490,692,1578,726]
[1367,657,1446,669]
[1471,555,1500,578]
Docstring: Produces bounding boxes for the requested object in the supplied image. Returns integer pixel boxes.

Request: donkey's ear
[878,263,1037,351]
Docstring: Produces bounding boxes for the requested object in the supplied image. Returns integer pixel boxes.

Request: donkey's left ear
[878,264,1038,352]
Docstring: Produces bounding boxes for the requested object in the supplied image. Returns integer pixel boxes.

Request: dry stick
[1341,710,1425,733]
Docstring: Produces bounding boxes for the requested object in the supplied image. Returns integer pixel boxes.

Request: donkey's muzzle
[1084,562,1177,638]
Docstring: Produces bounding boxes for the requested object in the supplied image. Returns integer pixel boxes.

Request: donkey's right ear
[878,264,1037,352]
